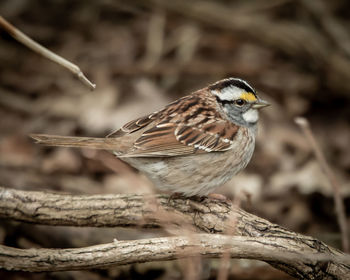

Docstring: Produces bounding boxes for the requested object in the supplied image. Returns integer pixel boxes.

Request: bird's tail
[29,134,118,151]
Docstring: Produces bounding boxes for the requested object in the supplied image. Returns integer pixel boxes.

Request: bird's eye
[235,99,246,106]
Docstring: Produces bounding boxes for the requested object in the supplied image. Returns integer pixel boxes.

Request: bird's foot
[207,193,230,202]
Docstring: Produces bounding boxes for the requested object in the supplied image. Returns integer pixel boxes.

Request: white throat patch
[242,108,259,123]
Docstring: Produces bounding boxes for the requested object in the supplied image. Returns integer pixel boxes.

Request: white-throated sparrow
[31,78,269,196]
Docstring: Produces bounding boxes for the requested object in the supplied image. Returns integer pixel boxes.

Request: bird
[30,78,269,197]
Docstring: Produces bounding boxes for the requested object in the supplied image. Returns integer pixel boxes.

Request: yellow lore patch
[240,92,257,102]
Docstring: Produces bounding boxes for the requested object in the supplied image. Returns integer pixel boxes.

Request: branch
[0,16,96,90]
[0,186,349,278]
[1,234,349,275]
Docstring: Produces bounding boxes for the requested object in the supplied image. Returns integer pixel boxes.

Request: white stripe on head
[211,86,245,101]
[209,77,256,101]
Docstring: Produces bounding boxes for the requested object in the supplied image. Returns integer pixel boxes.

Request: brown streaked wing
[120,120,239,158]
[106,113,158,138]
[107,93,217,139]
[119,123,198,157]
[111,91,239,157]
[175,121,239,152]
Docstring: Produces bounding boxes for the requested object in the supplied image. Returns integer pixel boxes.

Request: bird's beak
[252,100,270,109]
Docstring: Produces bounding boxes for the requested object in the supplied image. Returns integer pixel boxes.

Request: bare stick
[0,16,96,90]
[295,117,349,252]
[1,186,350,278]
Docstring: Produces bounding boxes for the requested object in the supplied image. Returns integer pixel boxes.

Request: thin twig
[295,117,349,252]
[0,16,96,90]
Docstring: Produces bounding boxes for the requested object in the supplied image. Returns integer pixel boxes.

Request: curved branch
[0,234,348,274]
[0,187,349,279]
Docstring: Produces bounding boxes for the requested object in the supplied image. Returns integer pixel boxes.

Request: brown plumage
[30,78,269,196]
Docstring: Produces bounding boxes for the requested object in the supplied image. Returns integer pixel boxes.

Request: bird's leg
[167,192,185,204]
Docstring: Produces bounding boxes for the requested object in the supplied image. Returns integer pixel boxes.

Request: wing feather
[119,123,197,157]
[108,93,240,158]
[107,113,158,138]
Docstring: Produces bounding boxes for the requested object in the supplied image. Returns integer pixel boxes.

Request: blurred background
[0,0,349,279]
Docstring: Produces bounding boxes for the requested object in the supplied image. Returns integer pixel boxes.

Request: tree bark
[0,186,349,279]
